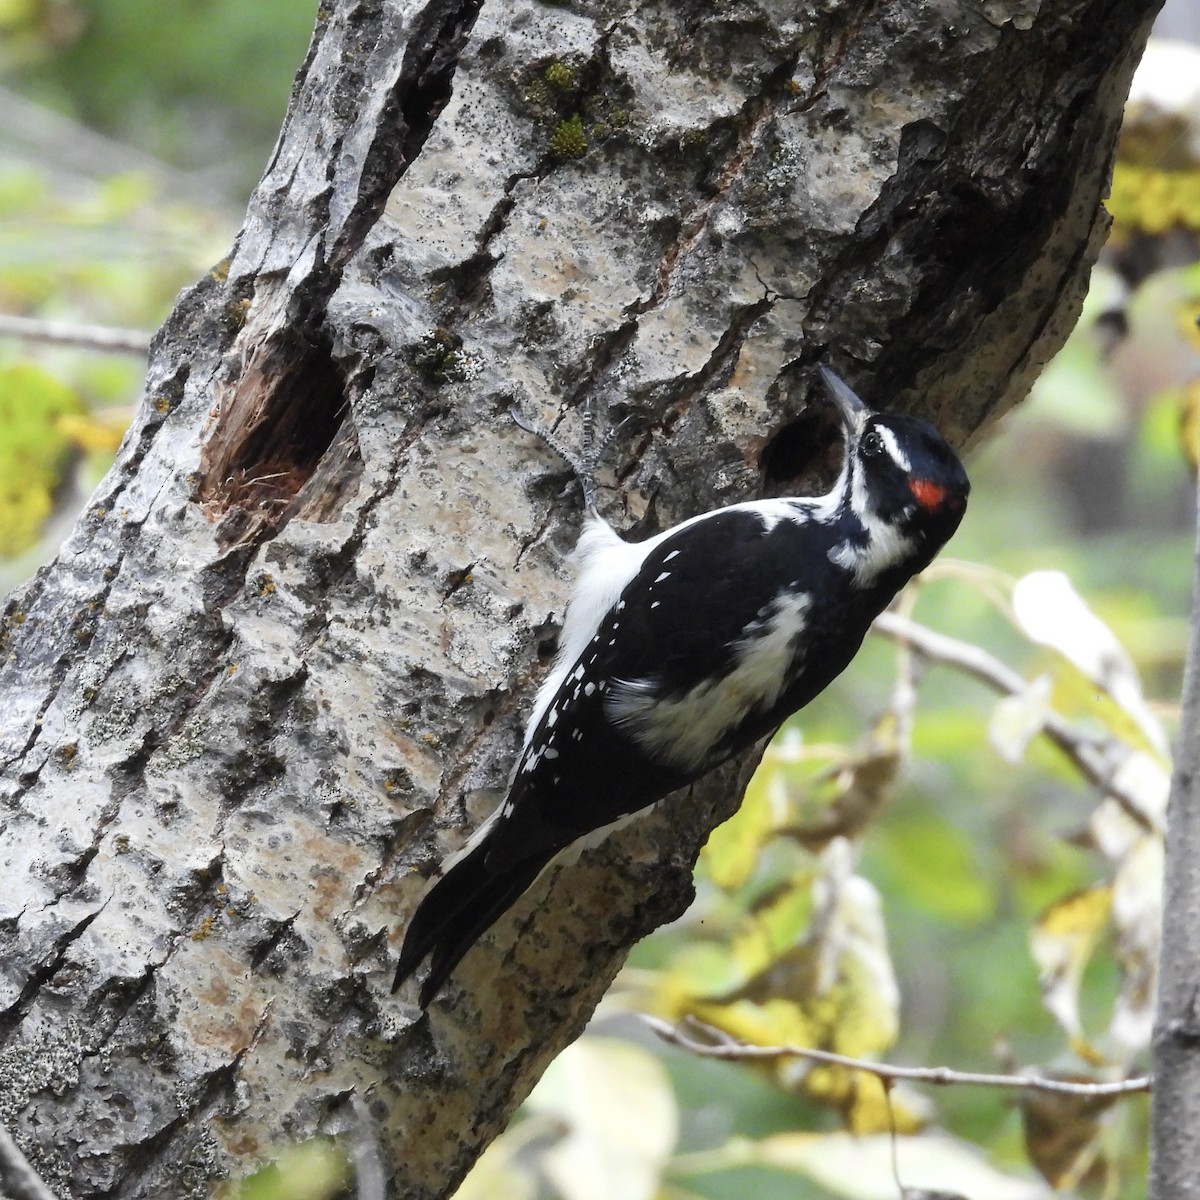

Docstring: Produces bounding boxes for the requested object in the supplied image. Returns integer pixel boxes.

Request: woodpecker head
[820,367,970,552]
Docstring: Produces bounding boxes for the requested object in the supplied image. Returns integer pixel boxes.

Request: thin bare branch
[872,610,1162,834]
[0,1124,61,1200]
[645,1016,1152,1099]
[0,312,151,356]
[0,85,234,203]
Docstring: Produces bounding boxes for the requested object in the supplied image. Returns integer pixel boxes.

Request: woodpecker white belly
[394,368,969,1007]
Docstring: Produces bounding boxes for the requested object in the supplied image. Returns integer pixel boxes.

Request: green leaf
[218,1140,349,1200]
[0,362,83,557]
[871,809,994,924]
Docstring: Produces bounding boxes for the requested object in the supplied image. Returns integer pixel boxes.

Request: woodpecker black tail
[393,367,969,1007]
[394,843,558,1007]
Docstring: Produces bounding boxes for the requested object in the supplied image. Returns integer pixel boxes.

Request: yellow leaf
[55,410,128,455]
[727,872,815,979]
[0,0,39,30]
[1012,571,1166,758]
[989,675,1053,764]
[702,750,779,891]
[217,1140,350,1200]
[689,996,816,1050]
[1030,886,1112,1041]
[786,738,902,850]
[651,943,745,1014]
[452,1123,540,1200]
[669,844,900,1127]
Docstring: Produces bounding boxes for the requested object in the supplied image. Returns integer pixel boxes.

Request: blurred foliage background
[2,4,1198,1199]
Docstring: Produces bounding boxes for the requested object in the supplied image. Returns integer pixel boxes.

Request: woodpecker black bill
[820,365,867,430]
[394,369,969,1007]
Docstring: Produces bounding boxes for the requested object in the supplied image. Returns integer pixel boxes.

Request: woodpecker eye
[861,430,884,457]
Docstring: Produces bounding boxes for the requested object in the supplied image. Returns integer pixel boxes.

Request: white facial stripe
[828,512,915,585]
[875,426,910,472]
[835,424,917,584]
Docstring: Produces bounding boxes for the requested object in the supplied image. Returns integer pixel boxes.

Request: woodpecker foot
[508,401,628,511]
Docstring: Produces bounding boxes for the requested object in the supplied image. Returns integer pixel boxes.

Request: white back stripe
[605,591,812,772]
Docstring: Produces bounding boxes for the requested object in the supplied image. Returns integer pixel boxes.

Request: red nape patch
[909,478,946,510]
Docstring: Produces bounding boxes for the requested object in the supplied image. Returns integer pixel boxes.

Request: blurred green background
[3,6,1195,1199]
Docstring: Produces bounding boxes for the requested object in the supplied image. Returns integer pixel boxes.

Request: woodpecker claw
[508,401,628,513]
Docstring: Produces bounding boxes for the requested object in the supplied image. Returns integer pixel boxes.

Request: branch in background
[872,610,1162,834]
[0,85,236,208]
[645,1016,1152,1099]
[0,312,151,356]
[0,1124,61,1200]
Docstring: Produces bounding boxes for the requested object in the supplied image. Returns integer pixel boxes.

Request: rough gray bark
[0,0,1159,1196]
[1149,483,1200,1200]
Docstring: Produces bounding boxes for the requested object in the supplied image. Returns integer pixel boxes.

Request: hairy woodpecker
[394,369,969,1007]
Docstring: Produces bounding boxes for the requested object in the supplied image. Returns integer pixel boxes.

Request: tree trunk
[0,0,1159,1196]
[1150,488,1200,1198]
